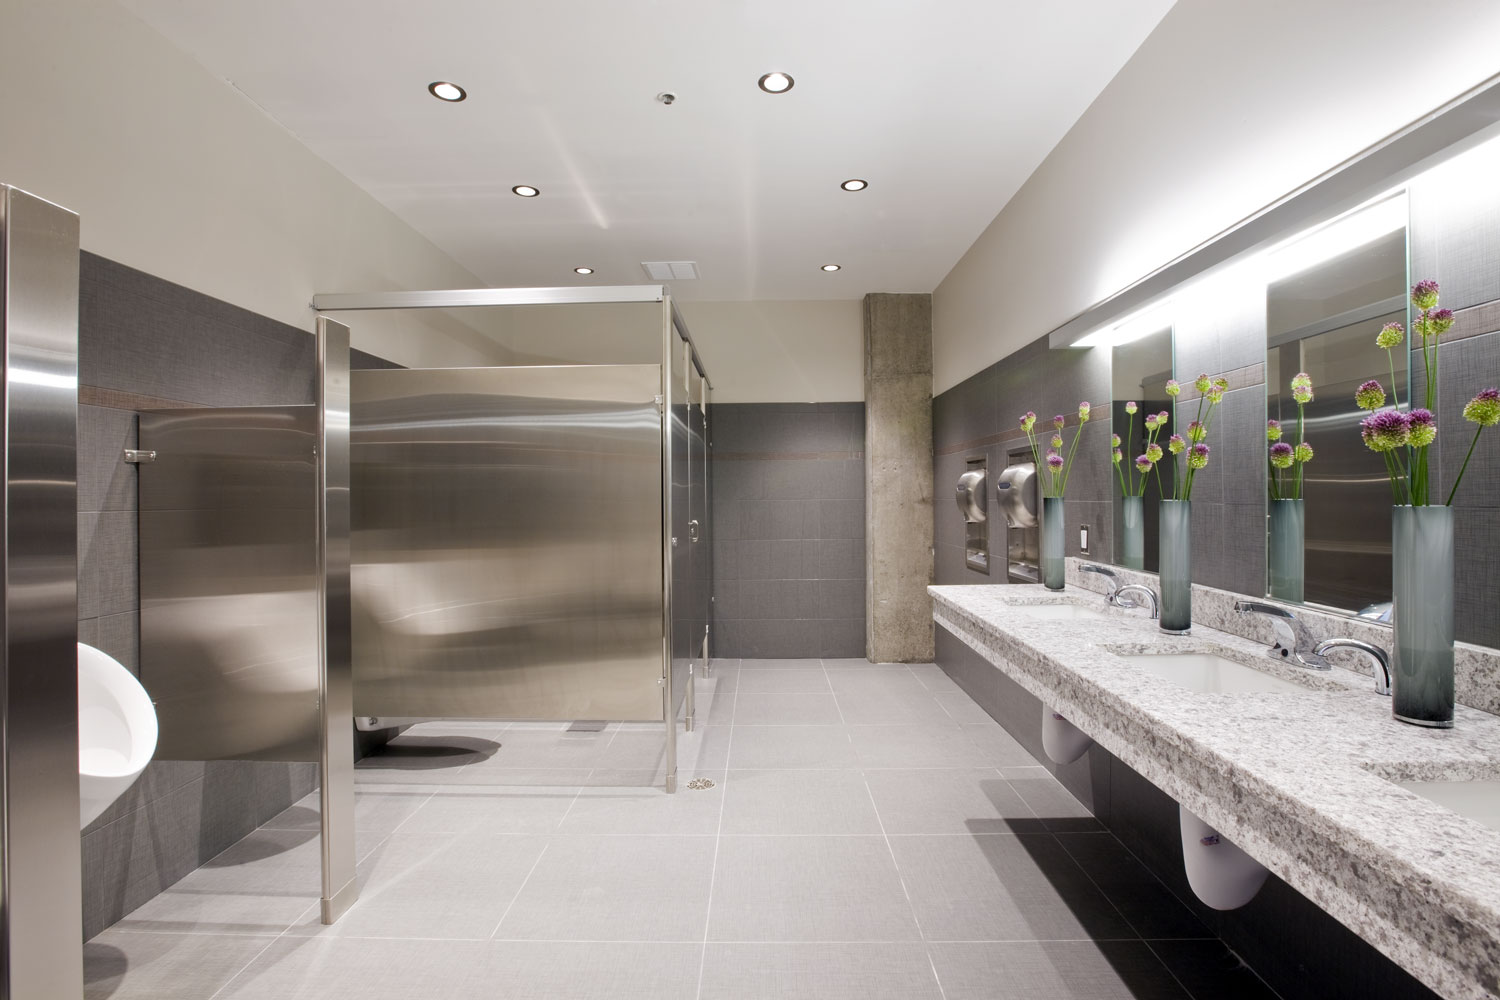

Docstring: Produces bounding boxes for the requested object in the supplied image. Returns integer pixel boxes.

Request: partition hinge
[654,394,665,414]
[123,449,156,464]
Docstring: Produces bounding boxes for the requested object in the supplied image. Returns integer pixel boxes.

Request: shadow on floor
[82,941,126,998]
[355,734,500,770]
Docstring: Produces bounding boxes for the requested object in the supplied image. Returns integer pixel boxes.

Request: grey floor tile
[396,784,581,836]
[496,835,716,941]
[293,832,549,940]
[908,663,964,694]
[1056,832,1210,940]
[259,788,429,838]
[935,691,998,724]
[890,833,1136,942]
[864,769,1044,835]
[961,721,1043,767]
[849,724,994,768]
[733,691,845,725]
[560,771,725,835]
[1146,940,1283,1000]
[214,936,492,1000]
[708,835,919,942]
[720,769,882,835]
[737,668,834,693]
[446,730,608,772]
[728,725,857,769]
[1009,774,1104,832]
[179,827,327,893]
[831,685,956,724]
[474,941,701,998]
[930,940,1191,1000]
[700,942,944,999]
[820,657,878,668]
[85,930,279,1000]
[740,657,823,669]
[706,686,737,724]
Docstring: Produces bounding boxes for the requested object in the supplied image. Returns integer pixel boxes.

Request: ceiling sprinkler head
[656,92,677,105]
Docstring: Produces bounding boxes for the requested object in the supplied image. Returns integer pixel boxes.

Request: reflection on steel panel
[139,407,321,761]
[351,365,665,721]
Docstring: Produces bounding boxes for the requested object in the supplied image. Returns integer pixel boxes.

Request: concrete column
[864,293,934,662]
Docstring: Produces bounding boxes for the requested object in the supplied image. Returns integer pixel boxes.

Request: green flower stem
[1059,418,1085,495]
[1446,424,1485,506]
[1293,402,1305,500]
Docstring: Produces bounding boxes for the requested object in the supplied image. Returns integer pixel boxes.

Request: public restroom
[3,2,1500,998]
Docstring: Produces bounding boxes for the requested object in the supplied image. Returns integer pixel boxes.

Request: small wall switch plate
[1079,525,1090,553]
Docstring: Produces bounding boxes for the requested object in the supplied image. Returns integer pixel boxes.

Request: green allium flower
[1355,380,1385,411]
[1125,400,1138,414]
[1078,401,1091,421]
[1376,322,1404,350]
[1050,434,1063,449]
[1269,442,1294,468]
[1407,409,1436,447]
[1194,374,1212,393]
[1360,410,1409,452]
[1021,411,1036,432]
[1294,441,1314,463]
[1112,448,1123,465]
[1267,419,1282,441]
[1290,373,1313,404]
[1214,377,1230,392]
[1164,380,1180,397]
[1187,442,1210,469]
[1145,442,1163,462]
[1110,433,1121,448]
[1187,420,1206,443]
[1144,414,1159,431]
[1167,433,1186,454]
[1463,388,1500,427]
[1411,279,1439,311]
[1207,386,1225,404]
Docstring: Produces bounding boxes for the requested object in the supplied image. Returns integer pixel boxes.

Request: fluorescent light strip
[1258,195,1407,283]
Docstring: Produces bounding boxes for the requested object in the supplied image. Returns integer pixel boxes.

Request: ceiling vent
[641,260,699,280]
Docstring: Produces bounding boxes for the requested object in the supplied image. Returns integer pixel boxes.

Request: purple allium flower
[1145,442,1163,462]
[1376,322,1405,350]
[1110,433,1121,448]
[1187,442,1211,470]
[1112,448,1123,465]
[1424,307,1455,339]
[1167,433,1186,454]
[1355,380,1385,411]
[1164,380,1181,397]
[1078,401,1091,421]
[1407,408,1437,447]
[1360,409,1409,452]
[1411,279,1440,310]
[1267,419,1282,441]
[1187,420,1206,443]
[1125,400,1139,414]
[1194,373,1212,393]
[1463,387,1500,427]
[1294,441,1314,463]
[1134,454,1152,472]
[1050,434,1064,449]
[1021,411,1036,432]
[1269,442,1294,468]
[1053,414,1066,430]
[1046,451,1065,470]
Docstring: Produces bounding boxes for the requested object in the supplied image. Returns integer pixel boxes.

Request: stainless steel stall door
[351,365,665,722]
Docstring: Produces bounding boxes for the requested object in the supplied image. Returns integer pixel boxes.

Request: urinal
[78,643,158,828]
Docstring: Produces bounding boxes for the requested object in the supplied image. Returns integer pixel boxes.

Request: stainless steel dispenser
[997,453,1040,584]
[955,459,989,573]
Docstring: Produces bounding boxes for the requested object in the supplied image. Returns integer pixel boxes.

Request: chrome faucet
[1081,564,1120,602]
[1115,583,1159,620]
[1233,601,1330,670]
[1314,638,1392,696]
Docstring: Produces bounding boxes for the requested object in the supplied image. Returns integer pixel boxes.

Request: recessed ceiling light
[840,179,868,192]
[821,264,841,272]
[758,72,794,94]
[574,267,594,275]
[512,185,540,198]
[428,81,466,102]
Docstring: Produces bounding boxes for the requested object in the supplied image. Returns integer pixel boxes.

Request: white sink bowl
[1120,652,1306,695]
[1013,604,1112,622]
[1398,780,1500,832]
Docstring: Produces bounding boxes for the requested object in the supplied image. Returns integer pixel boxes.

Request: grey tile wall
[935,624,1440,1000]
[712,403,865,658]
[76,253,388,938]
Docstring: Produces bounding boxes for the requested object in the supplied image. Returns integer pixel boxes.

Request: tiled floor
[84,659,1280,1000]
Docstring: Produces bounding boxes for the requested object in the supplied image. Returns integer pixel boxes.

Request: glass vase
[1159,500,1191,633]
[1121,495,1144,571]
[1268,499,1304,604]
[1391,505,1454,728]
[1041,497,1065,590]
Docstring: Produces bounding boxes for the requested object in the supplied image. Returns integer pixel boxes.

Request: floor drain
[686,777,716,790]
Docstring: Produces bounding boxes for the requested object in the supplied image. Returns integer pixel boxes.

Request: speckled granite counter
[931,583,1500,1000]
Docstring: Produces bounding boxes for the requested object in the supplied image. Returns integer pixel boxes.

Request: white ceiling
[120,0,1173,301]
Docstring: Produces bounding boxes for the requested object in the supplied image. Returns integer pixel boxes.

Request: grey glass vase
[1041,497,1065,590]
[1121,495,1144,570]
[1268,499,1304,603]
[1159,500,1191,633]
[1391,505,1454,728]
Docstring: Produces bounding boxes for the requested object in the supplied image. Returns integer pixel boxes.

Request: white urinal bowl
[78,642,158,828]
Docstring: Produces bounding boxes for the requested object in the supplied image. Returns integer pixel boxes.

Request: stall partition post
[661,298,679,793]
[316,317,357,922]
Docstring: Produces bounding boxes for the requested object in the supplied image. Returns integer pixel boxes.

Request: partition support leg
[685,663,696,732]
[316,318,358,922]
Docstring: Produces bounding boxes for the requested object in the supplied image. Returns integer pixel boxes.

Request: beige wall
[0,0,511,368]
[932,0,1500,394]
[677,300,864,403]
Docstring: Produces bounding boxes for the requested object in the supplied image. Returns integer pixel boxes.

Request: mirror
[1110,326,1175,570]
[1263,215,1408,613]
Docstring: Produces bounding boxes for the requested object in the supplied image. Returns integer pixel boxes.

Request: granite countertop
[930,583,1500,1000]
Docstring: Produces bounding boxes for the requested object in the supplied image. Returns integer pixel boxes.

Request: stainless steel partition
[351,365,666,722]
[139,406,321,761]
[0,185,83,998]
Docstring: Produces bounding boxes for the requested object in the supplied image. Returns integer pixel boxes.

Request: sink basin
[1398,780,1500,832]
[1013,604,1112,622]
[1120,652,1306,695]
